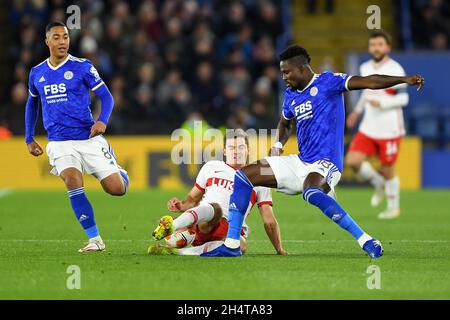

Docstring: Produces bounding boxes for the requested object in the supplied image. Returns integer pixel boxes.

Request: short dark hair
[45,21,67,33]
[369,30,391,45]
[224,129,249,147]
[279,44,311,65]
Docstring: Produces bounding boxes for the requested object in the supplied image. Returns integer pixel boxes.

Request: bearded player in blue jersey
[201,45,424,258]
[25,22,129,252]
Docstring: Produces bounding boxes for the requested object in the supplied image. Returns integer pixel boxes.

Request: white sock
[357,233,372,248]
[224,237,240,249]
[173,203,215,231]
[90,235,102,242]
[178,241,224,256]
[385,176,400,211]
[358,161,385,188]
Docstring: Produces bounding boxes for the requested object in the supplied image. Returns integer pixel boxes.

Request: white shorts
[264,154,341,195]
[46,135,121,181]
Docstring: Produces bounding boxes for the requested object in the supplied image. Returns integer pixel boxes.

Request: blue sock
[68,187,99,239]
[119,170,129,191]
[303,187,364,240]
[226,169,254,242]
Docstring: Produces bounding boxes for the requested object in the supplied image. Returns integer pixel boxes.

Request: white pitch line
[2,239,450,243]
[252,239,450,243]
[1,239,140,242]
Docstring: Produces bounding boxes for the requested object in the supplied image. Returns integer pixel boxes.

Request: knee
[198,203,222,233]
[63,174,83,189]
[345,156,361,172]
[210,203,223,221]
[379,165,395,179]
[303,173,329,195]
[105,184,126,196]
[110,190,126,197]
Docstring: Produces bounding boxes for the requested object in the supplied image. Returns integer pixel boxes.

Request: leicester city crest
[64,71,73,80]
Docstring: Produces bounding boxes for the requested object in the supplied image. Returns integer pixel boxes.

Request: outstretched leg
[152,203,222,241]
[303,172,383,258]
[225,160,276,249]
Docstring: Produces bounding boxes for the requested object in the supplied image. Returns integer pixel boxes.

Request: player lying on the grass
[25,22,129,252]
[346,31,407,219]
[149,129,287,256]
[202,44,424,258]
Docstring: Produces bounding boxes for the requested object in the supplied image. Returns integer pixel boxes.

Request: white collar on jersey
[296,73,318,93]
[46,54,71,70]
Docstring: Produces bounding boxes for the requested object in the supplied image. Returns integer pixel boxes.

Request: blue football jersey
[27,54,105,142]
[282,71,352,172]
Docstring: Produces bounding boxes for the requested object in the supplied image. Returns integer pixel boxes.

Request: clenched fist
[27,140,43,157]
[406,74,425,91]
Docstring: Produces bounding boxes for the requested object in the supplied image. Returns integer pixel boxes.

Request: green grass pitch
[1,188,449,299]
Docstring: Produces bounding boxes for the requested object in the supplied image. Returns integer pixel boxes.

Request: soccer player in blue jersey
[202,45,424,258]
[25,22,129,252]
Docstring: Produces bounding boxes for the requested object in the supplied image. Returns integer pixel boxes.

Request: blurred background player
[25,22,129,252]
[346,31,408,219]
[149,129,287,256]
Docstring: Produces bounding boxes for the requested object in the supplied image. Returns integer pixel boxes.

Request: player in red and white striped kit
[346,31,409,219]
[149,129,287,256]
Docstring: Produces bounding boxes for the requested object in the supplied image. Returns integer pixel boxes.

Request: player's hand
[277,248,288,256]
[27,140,43,157]
[89,121,107,138]
[269,146,283,156]
[406,74,425,91]
[167,197,183,212]
[346,111,361,128]
[368,100,381,108]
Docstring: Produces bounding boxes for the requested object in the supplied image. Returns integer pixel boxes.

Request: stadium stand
[1,0,286,135]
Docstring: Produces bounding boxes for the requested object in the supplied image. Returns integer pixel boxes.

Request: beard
[372,52,387,63]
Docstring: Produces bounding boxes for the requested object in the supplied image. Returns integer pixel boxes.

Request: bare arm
[277,116,293,145]
[258,204,287,255]
[270,117,294,156]
[347,74,424,91]
[167,186,204,212]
